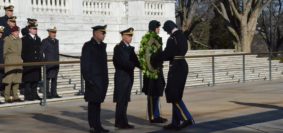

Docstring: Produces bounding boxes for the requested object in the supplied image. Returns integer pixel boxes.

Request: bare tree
[258,0,283,53]
[176,0,215,49]
[213,0,272,52]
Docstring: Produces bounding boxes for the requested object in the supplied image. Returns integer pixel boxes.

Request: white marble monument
[0,0,175,54]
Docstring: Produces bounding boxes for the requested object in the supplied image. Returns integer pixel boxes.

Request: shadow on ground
[151,101,283,133]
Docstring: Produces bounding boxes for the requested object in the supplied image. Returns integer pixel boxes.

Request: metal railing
[183,52,283,85]
[0,52,282,107]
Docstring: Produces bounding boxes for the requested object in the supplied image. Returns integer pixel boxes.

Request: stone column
[127,0,146,48]
[163,0,175,20]
[70,0,83,16]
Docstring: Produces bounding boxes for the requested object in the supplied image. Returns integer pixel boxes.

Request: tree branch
[229,0,242,20]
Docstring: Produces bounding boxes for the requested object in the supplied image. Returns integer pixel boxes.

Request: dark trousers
[0,73,4,96]
[172,100,194,126]
[47,78,58,96]
[88,102,101,129]
[115,99,129,125]
[147,96,160,120]
[24,81,39,100]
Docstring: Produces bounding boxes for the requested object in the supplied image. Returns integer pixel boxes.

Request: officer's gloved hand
[150,53,160,67]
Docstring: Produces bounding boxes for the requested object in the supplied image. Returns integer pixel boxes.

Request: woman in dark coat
[21,24,42,101]
[138,20,167,123]
[152,20,194,130]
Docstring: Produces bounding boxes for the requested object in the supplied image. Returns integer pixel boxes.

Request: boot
[24,87,33,101]
[51,88,61,98]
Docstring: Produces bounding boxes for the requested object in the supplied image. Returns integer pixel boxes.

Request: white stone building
[0,0,175,54]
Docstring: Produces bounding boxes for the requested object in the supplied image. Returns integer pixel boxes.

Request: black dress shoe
[124,124,134,129]
[33,95,42,100]
[52,94,62,98]
[99,126,109,133]
[179,120,195,129]
[150,117,168,123]
[25,96,34,101]
[89,128,101,133]
[163,123,181,130]
[115,123,135,129]
[14,99,24,102]
[5,99,13,103]
[47,95,53,99]
[46,93,53,99]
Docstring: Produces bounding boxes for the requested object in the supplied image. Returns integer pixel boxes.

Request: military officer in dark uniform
[22,23,42,101]
[21,18,37,37]
[0,26,4,103]
[41,27,61,99]
[113,27,140,129]
[0,5,14,38]
[81,25,109,133]
[3,16,17,38]
[152,20,194,130]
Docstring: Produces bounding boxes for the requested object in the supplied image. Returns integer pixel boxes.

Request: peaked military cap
[8,16,17,22]
[47,27,57,32]
[163,20,178,34]
[120,27,134,35]
[92,25,107,32]
[0,26,4,33]
[27,18,37,24]
[4,5,14,11]
[28,23,38,29]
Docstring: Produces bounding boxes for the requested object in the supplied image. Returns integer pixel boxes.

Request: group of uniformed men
[0,4,195,133]
[0,5,61,104]
[82,21,195,133]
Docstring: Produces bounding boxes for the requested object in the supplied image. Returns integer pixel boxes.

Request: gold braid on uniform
[138,32,162,79]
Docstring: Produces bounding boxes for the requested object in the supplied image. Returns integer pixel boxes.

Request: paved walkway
[0,80,283,133]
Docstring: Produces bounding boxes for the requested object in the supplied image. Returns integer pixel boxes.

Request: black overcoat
[41,37,59,78]
[81,38,109,103]
[21,34,42,82]
[152,30,188,103]
[113,41,140,103]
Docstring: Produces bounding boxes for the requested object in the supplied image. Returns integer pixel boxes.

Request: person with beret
[81,25,109,133]
[113,27,140,129]
[138,20,167,123]
[21,23,42,101]
[2,26,23,103]
[41,27,61,99]
[0,26,4,103]
[151,20,195,130]
[3,16,17,38]
[0,5,14,37]
[21,18,38,37]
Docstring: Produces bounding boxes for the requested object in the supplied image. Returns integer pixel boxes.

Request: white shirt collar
[123,41,130,47]
[171,28,178,34]
[29,33,36,39]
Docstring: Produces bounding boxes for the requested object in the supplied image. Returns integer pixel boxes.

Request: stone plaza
[0,79,283,133]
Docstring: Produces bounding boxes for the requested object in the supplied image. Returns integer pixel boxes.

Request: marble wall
[0,0,175,54]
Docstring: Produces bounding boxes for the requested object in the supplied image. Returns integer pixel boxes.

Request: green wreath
[138,32,163,79]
